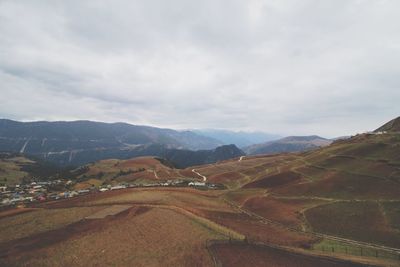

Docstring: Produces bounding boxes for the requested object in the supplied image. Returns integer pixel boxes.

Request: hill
[0,153,71,186]
[72,157,189,188]
[244,135,332,155]
[374,116,400,132]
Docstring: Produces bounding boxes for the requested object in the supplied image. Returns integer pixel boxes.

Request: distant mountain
[164,144,245,168]
[244,135,332,155]
[0,119,226,166]
[374,116,400,132]
[193,129,280,148]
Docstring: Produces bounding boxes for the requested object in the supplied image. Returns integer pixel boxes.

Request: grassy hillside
[225,131,400,250]
[0,155,34,186]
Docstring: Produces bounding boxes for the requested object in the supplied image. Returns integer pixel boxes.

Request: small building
[110,185,126,190]
[189,182,206,187]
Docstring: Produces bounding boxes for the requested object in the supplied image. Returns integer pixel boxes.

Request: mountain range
[0,119,245,167]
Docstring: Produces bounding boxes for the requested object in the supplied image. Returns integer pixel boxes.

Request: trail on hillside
[192,169,207,182]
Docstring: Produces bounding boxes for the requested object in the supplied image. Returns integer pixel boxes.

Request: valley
[0,117,399,266]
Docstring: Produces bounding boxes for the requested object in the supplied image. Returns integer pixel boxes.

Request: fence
[206,237,400,265]
[312,241,400,261]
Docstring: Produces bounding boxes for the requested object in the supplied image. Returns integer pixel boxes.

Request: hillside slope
[374,116,400,132]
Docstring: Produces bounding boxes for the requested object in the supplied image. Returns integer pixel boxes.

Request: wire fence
[312,242,400,261]
[206,237,400,266]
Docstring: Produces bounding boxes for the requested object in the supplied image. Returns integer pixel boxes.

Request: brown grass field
[243,171,303,189]
[199,209,319,248]
[0,206,104,244]
[382,201,400,231]
[242,196,328,228]
[0,207,227,267]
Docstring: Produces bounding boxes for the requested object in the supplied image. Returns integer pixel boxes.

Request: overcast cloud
[0,0,399,137]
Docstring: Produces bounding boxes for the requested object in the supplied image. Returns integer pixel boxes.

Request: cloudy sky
[0,0,399,137]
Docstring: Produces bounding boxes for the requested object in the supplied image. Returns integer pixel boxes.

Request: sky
[0,0,399,137]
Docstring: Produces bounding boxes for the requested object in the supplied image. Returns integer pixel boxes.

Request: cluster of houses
[0,180,72,206]
[0,179,225,208]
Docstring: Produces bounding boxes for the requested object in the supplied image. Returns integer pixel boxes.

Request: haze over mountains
[192,129,281,148]
[244,135,333,155]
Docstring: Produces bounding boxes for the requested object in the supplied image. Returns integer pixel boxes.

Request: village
[0,179,225,208]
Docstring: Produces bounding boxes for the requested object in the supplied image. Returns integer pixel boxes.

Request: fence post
[345,247,348,254]
[360,247,363,256]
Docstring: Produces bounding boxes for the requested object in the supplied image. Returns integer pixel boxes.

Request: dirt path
[192,169,207,182]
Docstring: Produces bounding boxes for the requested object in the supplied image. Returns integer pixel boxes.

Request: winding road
[192,169,207,182]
